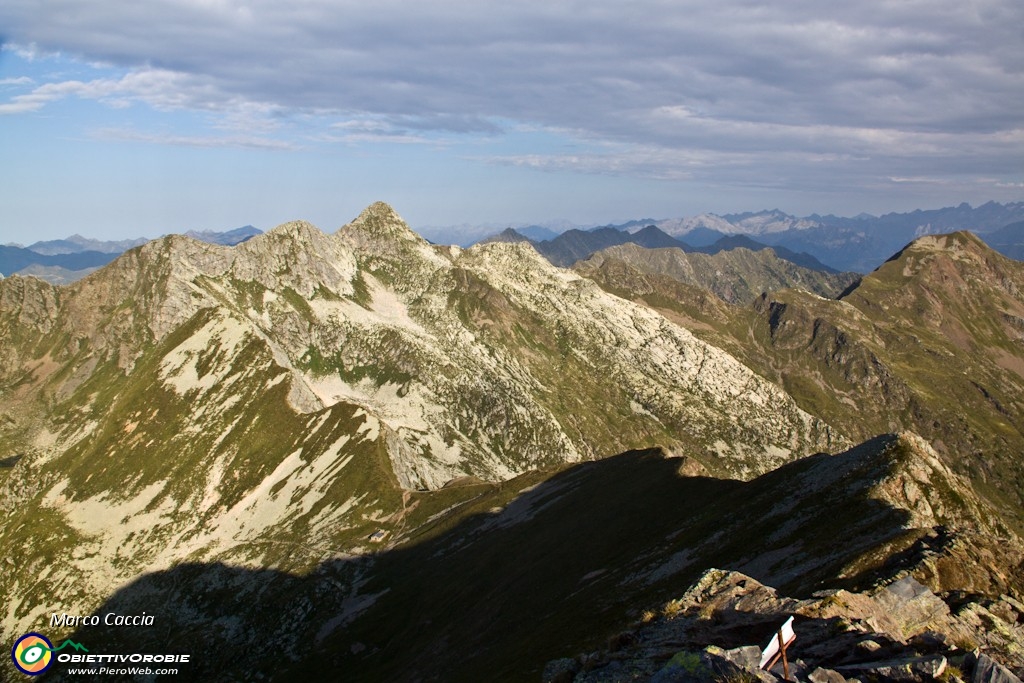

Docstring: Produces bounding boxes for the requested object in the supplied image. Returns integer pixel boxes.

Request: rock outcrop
[557,569,1024,683]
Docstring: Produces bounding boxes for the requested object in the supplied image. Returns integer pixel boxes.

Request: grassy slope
[577,237,1024,528]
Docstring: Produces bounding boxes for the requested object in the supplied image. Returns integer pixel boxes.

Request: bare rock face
[870,576,952,639]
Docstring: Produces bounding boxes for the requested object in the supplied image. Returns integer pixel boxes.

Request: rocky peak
[239,219,340,265]
[845,229,1024,324]
[338,201,424,247]
[463,238,550,274]
[880,230,997,276]
[234,219,358,298]
[258,219,325,242]
[0,273,59,331]
[869,432,1011,535]
[335,203,448,290]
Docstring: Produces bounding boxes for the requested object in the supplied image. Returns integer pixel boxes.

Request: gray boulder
[968,653,1023,683]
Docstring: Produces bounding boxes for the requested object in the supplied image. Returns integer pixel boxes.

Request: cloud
[90,126,298,150]
[0,0,1021,195]
[0,69,213,114]
[323,112,500,144]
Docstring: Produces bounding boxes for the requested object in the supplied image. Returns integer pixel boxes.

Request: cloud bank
[1,0,1022,220]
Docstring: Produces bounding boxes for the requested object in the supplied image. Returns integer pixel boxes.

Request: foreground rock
[554,569,1024,683]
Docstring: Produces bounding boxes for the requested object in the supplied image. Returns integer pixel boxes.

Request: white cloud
[90,127,298,150]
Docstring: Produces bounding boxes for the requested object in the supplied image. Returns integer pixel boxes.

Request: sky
[1,0,1022,245]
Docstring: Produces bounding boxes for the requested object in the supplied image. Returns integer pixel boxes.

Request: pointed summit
[337,202,449,289]
[339,201,424,246]
[357,200,404,225]
[234,219,359,298]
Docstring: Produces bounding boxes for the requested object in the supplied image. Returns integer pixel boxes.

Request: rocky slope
[0,202,841,647]
[578,231,1024,528]
[40,432,1024,682]
[554,569,1024,683]
[1,227,260,284]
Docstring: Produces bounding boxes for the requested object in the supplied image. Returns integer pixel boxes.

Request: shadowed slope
[51,434,1020,682]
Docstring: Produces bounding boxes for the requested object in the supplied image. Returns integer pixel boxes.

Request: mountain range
[576,243,858,304]
[1,202,1023,681]
[484,223,841,276]
[0,226,262,284]
[636,202,1024,272]
[473,201,1024,274]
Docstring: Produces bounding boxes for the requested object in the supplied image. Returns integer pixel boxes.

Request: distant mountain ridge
[692,234,838,272]
[474,201,1024,273]
[2,226,263,283]
[184,225,262,245]
[576,243,858,304]
[25,234,150,255]
[986,220,1024,260]
[481,225,688,267]
[642,201,1024,272]
[0,245,116,276]
[481,224,837,276]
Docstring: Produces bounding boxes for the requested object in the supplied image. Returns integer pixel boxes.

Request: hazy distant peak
[26,234,150,255]
[184,225,261,246]
[481,227,533,244]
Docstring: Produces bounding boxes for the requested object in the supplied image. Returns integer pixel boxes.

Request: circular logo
[11,633,54,676]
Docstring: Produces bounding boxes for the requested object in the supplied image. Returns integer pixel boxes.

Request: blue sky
[2,1,1023,245]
